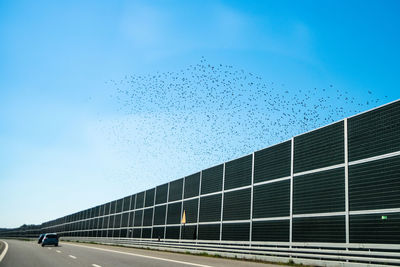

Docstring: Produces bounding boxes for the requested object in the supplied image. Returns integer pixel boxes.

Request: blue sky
[0,0,399,228]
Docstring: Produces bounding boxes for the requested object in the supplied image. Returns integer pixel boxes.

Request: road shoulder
[0,240,9,262]
[61,241,286,267]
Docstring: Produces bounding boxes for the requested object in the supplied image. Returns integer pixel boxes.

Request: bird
[101,57,383,185]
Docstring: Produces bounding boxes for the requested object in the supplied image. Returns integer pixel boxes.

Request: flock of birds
[103,58,386,185]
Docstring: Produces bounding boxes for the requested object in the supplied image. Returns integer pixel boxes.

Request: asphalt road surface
[0,239,285,267]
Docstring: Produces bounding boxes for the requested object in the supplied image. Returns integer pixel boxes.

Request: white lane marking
[92,264,102,267]
[48,248,52,250]
[0,240,9,262]
[69,255,77,259]
[56,250,61,253]
[63,243,214,267]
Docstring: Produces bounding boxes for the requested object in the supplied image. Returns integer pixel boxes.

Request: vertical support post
[249,152,255,246]
[129,195,133,210]
[132,194,137,238]
[106,203,111,239]
[290,137,294,248]
[141,191,146,239]
[126,195,132,238]
[179,178,186,241]
[164,182,170,239]
[151,189,156,239]
[344,118,349,245]
[87,209,91,238]
[119,204,123,237]
[111,202,116,239]
[196,171,202,243]
[219,163,226,242]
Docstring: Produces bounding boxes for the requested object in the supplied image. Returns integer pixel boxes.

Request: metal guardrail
[61,237,400,267]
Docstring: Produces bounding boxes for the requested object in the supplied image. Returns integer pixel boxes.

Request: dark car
[41,233,59,247]
[38,234,45,244]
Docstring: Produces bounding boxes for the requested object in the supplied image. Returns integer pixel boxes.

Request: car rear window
[46,234,57,238]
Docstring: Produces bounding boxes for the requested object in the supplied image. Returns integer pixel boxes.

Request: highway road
[0,239,284,267]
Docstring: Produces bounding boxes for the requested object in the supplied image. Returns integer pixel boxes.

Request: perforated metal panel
[101,230,107,237]
[198,224,220,240]
[121,213,129,227]
[142,228,151,238]
[183,199,198,223]
[294,168,345,214]
[184,172,200,199]
[104,202,111,215]
[152,227,165,239]
[133,228,141,238]
[128,211,134,227]
[135,192,145,209]
[166,226,180,239]
[134,210,143,227]
[114,214,121,228]
[253,180,290,218]
[350,212,400,244]
[145,188,155,207]
[252,220,290,242]
[120,229,127,238]
[169,178,183,202]
[199,194,222,222]
[93,218,98,230]
[222,223,249,241]
[130,195,136,211]
[154,205,166,225]
[143,208,153,226]
[109,215,115,228]
[155,184,168,204]
[94,206,100,217]
[201,164,223,194]
[254,141,291,183]
[113,230,120,237]
[123,196,131,211]
[103,216,109,228]
[348,101,400,161]
[116,198,123,213]
[293,216,345,243]
[110,201,116,214]
[294,121,344,173]
[167,202,182,224]
[181,225,197,240]
[349,156,400,211]
[223,188,251,221]
[224,155,252,190]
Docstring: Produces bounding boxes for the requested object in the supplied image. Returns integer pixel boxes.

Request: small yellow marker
[181,210,186,224]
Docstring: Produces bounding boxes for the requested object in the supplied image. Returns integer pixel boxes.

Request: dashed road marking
[48,248,52,250]
[63,243,214,267]
[92,264,102,267]
[56,250,61,253]
[69,255,77,259]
